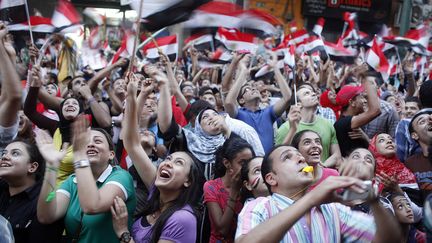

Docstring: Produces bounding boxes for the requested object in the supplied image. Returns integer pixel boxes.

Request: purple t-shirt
[131,205,197,243]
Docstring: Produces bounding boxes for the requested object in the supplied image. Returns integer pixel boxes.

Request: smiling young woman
[117,77,204,243]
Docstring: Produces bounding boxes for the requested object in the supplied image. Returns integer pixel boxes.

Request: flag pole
[127,0,145,74]
[136,27,167,50]
[24,0,34,44]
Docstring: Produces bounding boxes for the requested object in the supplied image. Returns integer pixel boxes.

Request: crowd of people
[1,18,432,243]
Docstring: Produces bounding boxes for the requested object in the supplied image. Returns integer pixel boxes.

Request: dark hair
[91,128,117,165]
[388,191,406,203]
[261,145,289,194]
[9,139,45,181]
[240,156,263,202]
[405,96,422,109]
[420,80,432,108]
[140,152,205,243]
[237,84,251,105]
[214,135,255,178]
[291,130,321,149]
[67,76,86,90]
[186,100,213,122]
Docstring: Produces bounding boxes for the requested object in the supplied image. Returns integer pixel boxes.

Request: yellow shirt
[53,128,74,187]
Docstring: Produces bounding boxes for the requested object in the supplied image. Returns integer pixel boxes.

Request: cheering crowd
[1,6,432,243]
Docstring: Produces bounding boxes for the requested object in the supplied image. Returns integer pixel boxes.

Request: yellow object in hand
[302,166,314,173]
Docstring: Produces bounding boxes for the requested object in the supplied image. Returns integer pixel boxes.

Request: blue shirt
[395,119,422,163]
[236,105,277,153]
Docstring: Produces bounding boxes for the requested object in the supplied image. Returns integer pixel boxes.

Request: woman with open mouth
[291,130,340,190]
[35,116,136,243]
[0,140,63,243]
[117,77,204,243]
[24,66,85,187]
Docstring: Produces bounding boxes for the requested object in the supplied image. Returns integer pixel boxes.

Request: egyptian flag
[287,29,309,46]
[130,0,211,32]
[0,0,26,24]
[215,27,258,53]
[384,24,430,51]
[184,32,213,51]
[184,1,242,30]
[197,47,232,68]
[296,35,325,55]
[51,0,81,33]
[83,8,105,26]
[237,8,282,36]
[142,35,178,62]
[8,16,54,33]
[312,17,325,36]
[109,31,136,65]
[324,40,357,64]
[366,37,390,82]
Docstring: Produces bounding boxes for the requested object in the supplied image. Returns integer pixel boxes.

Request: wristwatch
[119,231,131,243]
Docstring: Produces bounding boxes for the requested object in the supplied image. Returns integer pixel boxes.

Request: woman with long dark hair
[204,135,255,243]
[114,77,204,242]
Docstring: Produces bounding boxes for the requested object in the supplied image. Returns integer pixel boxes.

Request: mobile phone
[341,180,373,201]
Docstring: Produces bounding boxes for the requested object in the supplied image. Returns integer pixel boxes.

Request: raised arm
[351,66,381,129]
[236,176,367,243]
[0,23,21,127]
[71,116,126,214]
[35,130,70,224]
[88,59,126,93]
[270,52,292,117]
[154,67,174,134]
[78,84,112,128]
[221,52,243,93]
[24,67,58,135]
[122,75,157,189]
[224,55,250,118]
[160,53,189,112]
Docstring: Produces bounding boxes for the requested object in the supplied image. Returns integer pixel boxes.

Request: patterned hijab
[368,134,417,187]
[183,109,226,163]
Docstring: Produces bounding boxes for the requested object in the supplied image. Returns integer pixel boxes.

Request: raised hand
[110,196,130,238]
[35,129,68,167]
[72,115,90,154]
[30,65,43,87]
[288,105,301,130]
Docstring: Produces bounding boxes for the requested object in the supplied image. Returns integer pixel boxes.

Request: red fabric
[368,134,417,191]
[203,178,242,243]
[336,85,364,107]
[320,90,341,120]
[119,148,128,170]
[171,96,188,127]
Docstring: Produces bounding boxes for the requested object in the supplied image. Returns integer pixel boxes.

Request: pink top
[309,167,340,191]
[203,177,243,243]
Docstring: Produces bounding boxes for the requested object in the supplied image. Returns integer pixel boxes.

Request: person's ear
[265,172,277,187]
[28,161,39,174]
[411,132,419,141]
[244,180,252,191]
[238,97,245,105]
[184,178,191,188]
[223,158,231,170]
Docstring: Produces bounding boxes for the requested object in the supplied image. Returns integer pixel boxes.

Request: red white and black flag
[0,0,27,24]
[366,37,390,82]
[130,0,211,32]
[142,35,178,62]
[8,16,54,33]
[51,0,81,33]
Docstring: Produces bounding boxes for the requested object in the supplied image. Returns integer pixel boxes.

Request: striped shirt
[235,193,376,243]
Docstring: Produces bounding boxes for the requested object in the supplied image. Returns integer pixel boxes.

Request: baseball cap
[408,108,432,134]
[336,85,365,107]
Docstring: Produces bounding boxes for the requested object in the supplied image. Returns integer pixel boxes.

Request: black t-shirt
[0,180,63,243]
[334,115,369,157]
